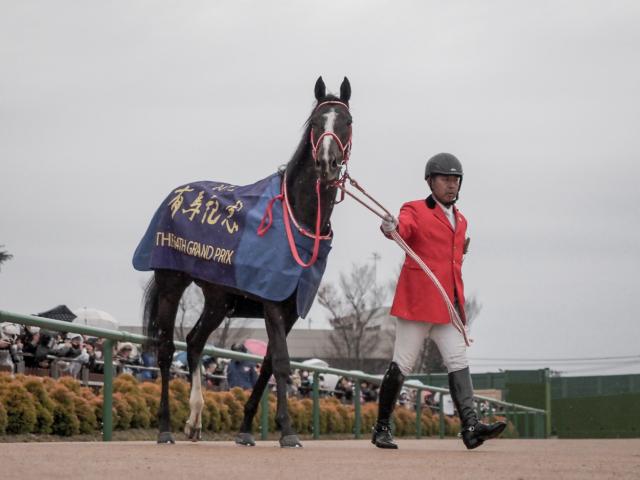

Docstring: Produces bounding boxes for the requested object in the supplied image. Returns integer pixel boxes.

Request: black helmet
[424,153,463,180]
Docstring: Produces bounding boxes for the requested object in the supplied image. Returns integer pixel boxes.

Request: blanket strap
[257,193,284,236]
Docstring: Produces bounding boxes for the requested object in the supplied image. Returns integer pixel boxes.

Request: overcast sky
[2,1,639,376]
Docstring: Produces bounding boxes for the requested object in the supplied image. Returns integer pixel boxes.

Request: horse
[135,76,352,447]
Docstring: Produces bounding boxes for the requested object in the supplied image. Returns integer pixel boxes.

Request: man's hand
[463,237,471,255]
[381,215,398,233]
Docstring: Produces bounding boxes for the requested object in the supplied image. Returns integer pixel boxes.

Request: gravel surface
[3,438,640,480]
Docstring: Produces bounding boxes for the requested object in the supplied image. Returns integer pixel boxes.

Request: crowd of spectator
[2,322,427,409]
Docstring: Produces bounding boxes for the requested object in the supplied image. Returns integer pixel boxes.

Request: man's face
[428,174,461,205]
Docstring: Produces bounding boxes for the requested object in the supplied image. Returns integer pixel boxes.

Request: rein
[332,173,471,347]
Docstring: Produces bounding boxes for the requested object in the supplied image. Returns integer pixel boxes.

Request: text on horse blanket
[132,173,332,318]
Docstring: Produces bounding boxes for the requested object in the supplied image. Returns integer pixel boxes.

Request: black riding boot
[372,362,405,449]
[448,367,506,450]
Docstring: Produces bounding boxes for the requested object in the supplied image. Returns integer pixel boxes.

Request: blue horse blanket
[132,173,332,318]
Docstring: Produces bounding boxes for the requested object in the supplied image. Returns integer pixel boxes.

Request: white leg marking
[188,367,204,429]
[321,109,337,163]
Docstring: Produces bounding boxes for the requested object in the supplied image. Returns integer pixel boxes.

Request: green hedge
[0,373,469,438]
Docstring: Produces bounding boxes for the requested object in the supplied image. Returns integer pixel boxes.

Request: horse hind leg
[184,284,229,442]
[149,270,191,444]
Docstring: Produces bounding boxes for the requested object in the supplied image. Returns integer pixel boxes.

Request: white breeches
[392,317,468,376]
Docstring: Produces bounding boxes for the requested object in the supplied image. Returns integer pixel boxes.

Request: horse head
[309,76,352,182]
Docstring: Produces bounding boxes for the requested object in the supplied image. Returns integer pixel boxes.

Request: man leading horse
[371,153,506,450]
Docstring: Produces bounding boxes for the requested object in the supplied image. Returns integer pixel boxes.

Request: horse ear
[314,76,326,100]
[340,77,351,103]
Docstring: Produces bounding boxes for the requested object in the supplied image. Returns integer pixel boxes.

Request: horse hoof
[185,425,202,442]
[157,432,175,444]
[235,432,256,446]
[279,434,303,448]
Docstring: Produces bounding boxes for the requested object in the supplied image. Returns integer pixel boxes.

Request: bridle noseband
[310,101,352,167]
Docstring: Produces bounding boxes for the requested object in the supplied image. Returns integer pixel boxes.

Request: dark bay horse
[139,76,352,447]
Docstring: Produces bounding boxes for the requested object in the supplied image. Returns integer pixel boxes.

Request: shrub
[0,400,7,434]
[287,397,308,434]
[202,391,222,432]
[139,382,161,428]
[220,391,243,431]
[212,394,232,432]
[360,402,377,434]
[48,384,80,436]
[114,376,151,429]
[23,377,55,434]
[112,392,133,430]
[74,395,98,434]
[420,410,435,436]
[0,380,37,434]
[58,376,82,395]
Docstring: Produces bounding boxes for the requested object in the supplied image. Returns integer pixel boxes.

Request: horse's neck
[285,156,336,235]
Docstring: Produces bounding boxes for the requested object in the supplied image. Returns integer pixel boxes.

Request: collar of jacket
[425,194,459,232]
[425,194,457,212]
[425,194,437,209]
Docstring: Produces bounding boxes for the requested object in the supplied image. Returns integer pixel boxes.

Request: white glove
[381,215,398,233]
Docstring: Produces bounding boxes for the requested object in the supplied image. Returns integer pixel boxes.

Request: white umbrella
[72,307,119,331]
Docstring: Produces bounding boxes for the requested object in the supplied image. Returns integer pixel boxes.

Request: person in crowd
[334,377,354,403]
[203,356,222,389]
[51,333,90,378]
[226,343,258,390]
[138,349,157,381]
[0,323,21,372]
[20,326,42,368]
[298,370,312,397]
[115,342,141,375]
[361,381,379,403]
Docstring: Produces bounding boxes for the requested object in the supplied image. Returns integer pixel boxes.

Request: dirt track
[3,438,640,480]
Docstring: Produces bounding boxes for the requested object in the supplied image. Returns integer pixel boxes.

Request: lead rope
[334,173,471,346]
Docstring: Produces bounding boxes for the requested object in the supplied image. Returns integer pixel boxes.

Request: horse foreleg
[236,353,273,446]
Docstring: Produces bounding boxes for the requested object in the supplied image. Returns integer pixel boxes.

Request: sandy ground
[2,438,640,480]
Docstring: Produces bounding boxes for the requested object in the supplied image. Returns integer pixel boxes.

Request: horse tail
[142,275,160,352]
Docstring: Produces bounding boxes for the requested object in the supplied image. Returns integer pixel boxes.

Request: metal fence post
[312,371,320,439]
[354,380,361,439]
[415,388,422,439]
[260,387,269,440]
[102,339,113,442]
[439,394,445,439]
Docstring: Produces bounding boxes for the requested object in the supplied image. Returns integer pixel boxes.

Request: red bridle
[257,100,352,269]
[310,101,352,166]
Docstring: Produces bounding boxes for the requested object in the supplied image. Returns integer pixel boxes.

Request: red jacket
[389,195,467,324]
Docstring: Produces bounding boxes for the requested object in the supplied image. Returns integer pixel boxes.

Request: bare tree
[174,284,204,342]
[210,317,252,350]
[0,246,13,272]
[317,261,392,370]
[412,295,483,373]
[171,284,251,348]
